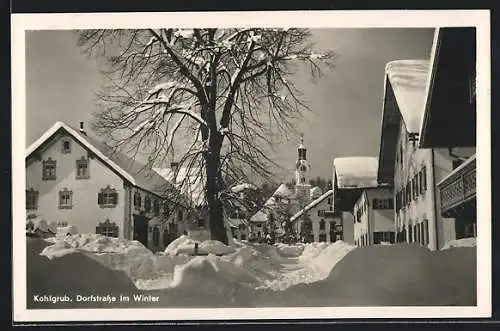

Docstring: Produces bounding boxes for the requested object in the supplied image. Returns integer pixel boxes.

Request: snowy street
[27,234,476,308]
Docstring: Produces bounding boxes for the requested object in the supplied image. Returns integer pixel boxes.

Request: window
[300,177,305,183]
[96,219,119,237]
[240,233,246,240]
[177,210,184,221]
[152,227,160,246]
[42,158,57,180]
[153,200,160,215]
[327,198,332,205]
[26,188,39,210]
[319,219,325,230]
[420,167,427,193]
[133,191,141,208]
[319,234,327,242]
[61,139,71,154]
[57,221,68,227]
[373,198,393,210]
[197,218,205,228]
[408,223,413,242]
[406,181,412,205]
[59,188,73,209]
[76,156,89,179]
[144,196,152,213]
[98,186,118,208]
[412,176,418,199]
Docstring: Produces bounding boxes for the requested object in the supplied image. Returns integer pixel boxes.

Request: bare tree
[77,28,334,244]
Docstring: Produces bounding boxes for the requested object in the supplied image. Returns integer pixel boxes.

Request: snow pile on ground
[275,243,304,257]
[441,237,477,250]
[164,235,235,255]
[38,233,356,293]
[40,234,151,260]
[262,241,356,291]
[57,225,78,236]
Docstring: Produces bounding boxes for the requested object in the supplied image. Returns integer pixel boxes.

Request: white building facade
[290,190,341,242]
[26,121,191,252]
[353,187,395,246]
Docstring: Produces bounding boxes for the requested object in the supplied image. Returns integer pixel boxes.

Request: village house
[353,186,395,246]
[332,157,382,245]
[290,189,341,242]
[417,27,477,241]
[25,121,195,252]
[376,27,476,251]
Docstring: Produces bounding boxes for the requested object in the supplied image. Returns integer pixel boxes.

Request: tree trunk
[205,136,228,245]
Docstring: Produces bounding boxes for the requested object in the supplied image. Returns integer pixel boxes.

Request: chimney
[79,122,87,136]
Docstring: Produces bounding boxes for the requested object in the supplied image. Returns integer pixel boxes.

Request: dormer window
[76,156,90,179]
[42,158,57,180]
[61,139,71,154]
[59,188,73,209]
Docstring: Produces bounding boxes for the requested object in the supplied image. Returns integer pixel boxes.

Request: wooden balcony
[438,155,476,217]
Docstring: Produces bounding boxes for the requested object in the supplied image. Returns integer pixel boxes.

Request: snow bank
[441,237,477,250]
[39,233,356,293]
[40,234,151,260]
[275,243,304,257]
[164,235,235,255]
[262,241,356,291]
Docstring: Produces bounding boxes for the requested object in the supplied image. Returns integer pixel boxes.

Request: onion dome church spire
[295,133,310,188]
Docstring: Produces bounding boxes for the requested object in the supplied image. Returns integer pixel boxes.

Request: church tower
[295,133,311,202]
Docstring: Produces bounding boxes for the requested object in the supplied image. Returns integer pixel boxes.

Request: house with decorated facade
[417,27,477,241]
[376,27,476,250]
[25,121,196,252]
[289,189,340,242]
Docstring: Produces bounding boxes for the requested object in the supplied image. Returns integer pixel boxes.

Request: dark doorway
[133,215,149,247]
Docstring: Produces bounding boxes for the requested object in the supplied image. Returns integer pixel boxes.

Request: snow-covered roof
[385,60,430,133]
[290,189,334,222]
[26,121,172,196]
[273,183,295,199]
[231,183,257,194]
[310,186,323,199]
[249,210,268,224]
[153,166,205,206]
[334,157,378,188]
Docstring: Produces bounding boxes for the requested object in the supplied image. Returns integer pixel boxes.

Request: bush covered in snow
[441,237,476,250]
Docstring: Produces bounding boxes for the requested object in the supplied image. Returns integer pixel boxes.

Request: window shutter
[422,167,427,191]
[112,192,118,205]
[98,192,103,205]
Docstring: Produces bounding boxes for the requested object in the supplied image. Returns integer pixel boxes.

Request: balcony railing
[438,155,476,215]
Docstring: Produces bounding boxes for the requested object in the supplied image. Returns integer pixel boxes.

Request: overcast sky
[26,28,434,182]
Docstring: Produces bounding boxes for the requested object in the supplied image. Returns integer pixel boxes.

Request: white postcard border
[11,10,491,322]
